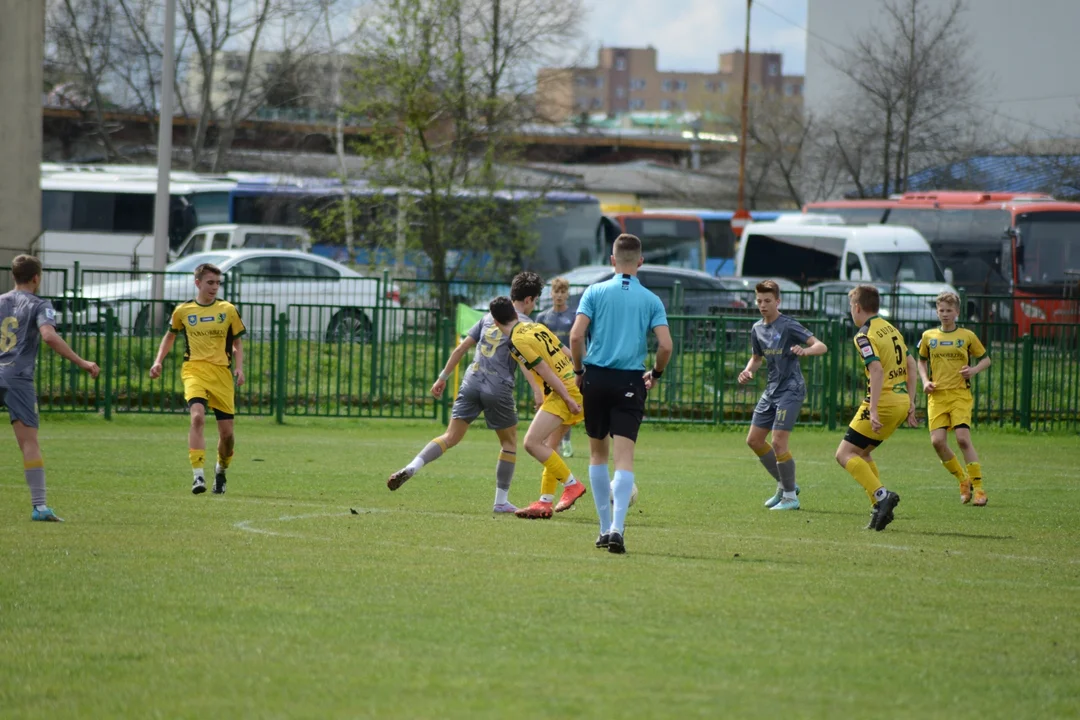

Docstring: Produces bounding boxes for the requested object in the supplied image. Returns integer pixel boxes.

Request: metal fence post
[275,312,288,424]
[1020,333,1035,431]
[103,308,114,421]
[828,319,842,431]
[440,315,452,425]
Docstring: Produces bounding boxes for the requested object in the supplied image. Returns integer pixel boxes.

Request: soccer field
[2,416,1078,719]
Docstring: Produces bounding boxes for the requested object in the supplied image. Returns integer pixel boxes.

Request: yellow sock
[540,467,558,497]
[752,442,773,458]
[541,452,571,492]
[866,459,880,479]
[189,449,205,470]
[943,456,966,483]
[967,462,984,490]
[845,456,883,505]
[217,452,233,469]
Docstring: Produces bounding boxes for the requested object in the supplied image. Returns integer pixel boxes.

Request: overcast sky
[585,0,808,75]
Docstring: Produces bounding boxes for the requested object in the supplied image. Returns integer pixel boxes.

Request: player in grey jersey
[534,276,576,458]
[737,280,827,511]
[0,256,99,522]
[386,272,546,513]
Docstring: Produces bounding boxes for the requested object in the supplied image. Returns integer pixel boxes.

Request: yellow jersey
[509,321,576,396]
[918,326,987,392]
[169,299,246,367]
[853,316,910,403]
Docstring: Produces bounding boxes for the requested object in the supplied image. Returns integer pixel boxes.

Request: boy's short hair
[936,291,961,308]
[755,280,780,299]
[613,234,642,264]
[194,263,223,281]
[550,277,570,293]
[510,271,544,302]
[848,284,880,313]
[11,255,42,285]
[489,296,518,325]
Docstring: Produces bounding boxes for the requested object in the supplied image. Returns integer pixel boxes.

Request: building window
[615,56,626,71]
[226,55,244,72]
[629,98,645,110]
[591,97,603,109]
[615,86,625,99]
[630,78,646,91]
[707,80,727,93]
[661,99,684,111]
[594,77,603,89]
[663,79,687,92]
[768,62,779,77]
[575,75,589,87]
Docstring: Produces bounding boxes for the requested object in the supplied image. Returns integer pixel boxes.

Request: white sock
[35,504,48,512]
[405,457,425,474]
[783,491,797,499]
[194,469,205,480]
[495,488,509,505]
[215,464,225,475]
[564,475,578,487]
[540,494,554,503]
[874,486,888,502]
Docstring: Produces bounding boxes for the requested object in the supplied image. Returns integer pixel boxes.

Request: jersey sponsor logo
[187,314,199,326]
[857,337,874,358]
[940,340,954,346]
[199,316,215,322]
[218,313,227,323]
[44,308,56,321]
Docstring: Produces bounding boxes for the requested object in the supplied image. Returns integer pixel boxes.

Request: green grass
[2,417,1079,719]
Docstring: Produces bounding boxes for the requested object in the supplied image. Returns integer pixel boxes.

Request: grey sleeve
[466,317,485,343]
[751,329,763,356]
[35,298,57,329]
[789,319,814,344]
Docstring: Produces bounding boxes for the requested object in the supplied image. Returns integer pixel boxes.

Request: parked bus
[600,212,706,270]
[805,191,1080,331]
[36,165,235,294]
[643,208,789,275]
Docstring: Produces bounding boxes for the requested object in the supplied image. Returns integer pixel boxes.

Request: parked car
[537,264,749,316]
[71,249,403,342]
[713,276,807,309]
[809,280,940,325]
[172,224,311,260]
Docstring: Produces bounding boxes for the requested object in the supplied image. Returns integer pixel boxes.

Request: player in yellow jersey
[834,285,918,531]
[917,291,991,505]
[488,296,587,519]
[150,263,246,495]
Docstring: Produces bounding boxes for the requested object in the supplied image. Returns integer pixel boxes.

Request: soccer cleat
[595,533,610,549]
[555,482,587,512]
[31,507,63,522]
[607,531,626,554]
[560,438,573,458]
[387,468,413,491]
[959,478,973,504]
[515,501,553,519]
[867,491,901,531]
[973,489,988,506]
[492,502,518,514]
[213,472,227,495]
[764,484,800,508]
[192,476,207,495]
[770,497,800,511]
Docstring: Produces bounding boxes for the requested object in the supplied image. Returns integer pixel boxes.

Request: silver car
[809,280,940,324]
[71,249,404,342]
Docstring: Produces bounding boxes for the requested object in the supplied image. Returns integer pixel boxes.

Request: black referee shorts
[581,365,647,442]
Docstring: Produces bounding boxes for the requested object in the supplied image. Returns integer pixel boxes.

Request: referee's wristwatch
[573,367,585,375]
[650,367,663,379]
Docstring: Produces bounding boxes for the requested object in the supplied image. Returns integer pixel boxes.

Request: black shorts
[581,365,647,442]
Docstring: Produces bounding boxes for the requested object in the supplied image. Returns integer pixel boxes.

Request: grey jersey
[534,307,574,346]
[750,313,814,401]
[0,290,56,383]
[462,310,531,393]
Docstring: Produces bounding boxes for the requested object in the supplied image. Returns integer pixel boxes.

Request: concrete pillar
[0,1,44,267]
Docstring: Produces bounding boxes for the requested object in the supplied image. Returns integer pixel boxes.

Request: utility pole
[152,0,177,311]
[731,0,753,242]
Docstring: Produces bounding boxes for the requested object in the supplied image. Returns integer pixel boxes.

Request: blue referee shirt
[577,273,668,371]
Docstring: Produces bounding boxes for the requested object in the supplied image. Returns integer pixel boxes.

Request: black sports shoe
[607,531,626,554]
[213,472,227,495]
[192,476,207,495]
[595,533,610,549]
[868,491,900,531]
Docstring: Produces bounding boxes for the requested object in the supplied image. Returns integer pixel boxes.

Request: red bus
[805,192,1080,332]
[599,213,706,271]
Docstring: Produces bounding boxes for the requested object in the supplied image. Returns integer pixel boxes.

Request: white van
[736,220,957,292]
[173,224,311,259]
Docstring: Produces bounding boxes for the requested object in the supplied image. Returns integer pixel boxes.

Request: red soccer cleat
[555,482,588,513]
[515,500,553,519]
[959,479,972,504]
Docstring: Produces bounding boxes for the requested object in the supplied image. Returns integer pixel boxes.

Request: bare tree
[824,0,982,197]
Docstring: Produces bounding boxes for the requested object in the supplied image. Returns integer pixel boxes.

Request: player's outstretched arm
[149,330,177,379]
[791,336,828,356]
[40,325,99,379]
[431,336,476,398]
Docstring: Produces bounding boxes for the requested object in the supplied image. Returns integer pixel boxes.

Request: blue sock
[588,464,612,534]
[611,470,635,534]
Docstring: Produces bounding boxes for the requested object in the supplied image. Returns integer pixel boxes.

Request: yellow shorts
[845,400,909,447]
[539,385,585,426]
[927,390,973,431]
[182,362,236,416]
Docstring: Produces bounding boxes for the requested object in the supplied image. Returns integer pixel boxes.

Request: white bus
[35,164,236,295]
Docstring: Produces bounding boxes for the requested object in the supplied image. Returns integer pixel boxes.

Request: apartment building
[537,47,803,122]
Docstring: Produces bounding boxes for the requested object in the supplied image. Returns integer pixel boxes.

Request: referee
[569,233,673,554]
